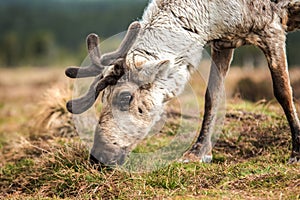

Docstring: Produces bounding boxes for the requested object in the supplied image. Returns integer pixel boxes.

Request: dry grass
[228,67,300,102]
[35,87,76,138]
[0,67,300,199]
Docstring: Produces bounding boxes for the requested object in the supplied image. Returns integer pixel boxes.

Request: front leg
[183,44,234,163]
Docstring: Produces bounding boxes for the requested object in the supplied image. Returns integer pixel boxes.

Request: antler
[65,34,103,78]
[100,21,141,66]
[66,61,125,114]
[66,22,141,114]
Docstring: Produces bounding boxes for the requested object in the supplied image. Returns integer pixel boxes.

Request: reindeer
[65,0,300,165]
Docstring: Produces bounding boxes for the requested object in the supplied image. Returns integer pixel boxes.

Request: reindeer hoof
[179,152,213,163]
[288,157,300,164]
[201,155,213,163]
[288,150,300,164]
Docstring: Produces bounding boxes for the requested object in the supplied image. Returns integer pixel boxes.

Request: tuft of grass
[34,86,77,138]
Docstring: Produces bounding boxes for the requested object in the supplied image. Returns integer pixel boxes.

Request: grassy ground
[0,67,300,199]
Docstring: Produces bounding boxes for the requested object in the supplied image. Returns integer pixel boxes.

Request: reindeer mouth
[89,154,114,170]
[89,146,128,167]
[89,153,102,165]
[89,153,127,166]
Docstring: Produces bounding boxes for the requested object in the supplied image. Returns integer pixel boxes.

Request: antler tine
[66,74,102,114]
[66,60,125,114]
[65,64,103,78]
[100,21,141,66]
[65,34,103,79]
[87,33,102,66]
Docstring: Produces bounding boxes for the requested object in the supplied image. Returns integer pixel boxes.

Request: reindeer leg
[260,35,300,163]
[183,44,234,163]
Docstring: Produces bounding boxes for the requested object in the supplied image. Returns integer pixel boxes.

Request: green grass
[1,100,300,199]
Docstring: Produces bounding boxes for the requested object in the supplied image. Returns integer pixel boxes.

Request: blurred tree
[25,31,56,66]
[286,32,300,67]
[232,46,267,68]
[0,31,20,67]
[0,0,148,67]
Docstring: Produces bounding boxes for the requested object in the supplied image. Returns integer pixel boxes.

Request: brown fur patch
[134,60,147,69]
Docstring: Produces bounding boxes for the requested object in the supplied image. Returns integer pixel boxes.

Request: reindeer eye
[115,91,133,111]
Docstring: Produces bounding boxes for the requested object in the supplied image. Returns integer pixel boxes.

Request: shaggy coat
[66,0,300,165]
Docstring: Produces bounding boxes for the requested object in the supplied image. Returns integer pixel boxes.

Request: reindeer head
[66,22,190,166]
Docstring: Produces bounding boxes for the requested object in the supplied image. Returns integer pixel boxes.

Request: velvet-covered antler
[66,21,141,114]
[65,33,103,78]
[100,21,141,66]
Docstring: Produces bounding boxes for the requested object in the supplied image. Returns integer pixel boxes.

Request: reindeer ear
[137,60,170,84]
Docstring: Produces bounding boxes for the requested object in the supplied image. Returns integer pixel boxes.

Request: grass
[0,67,300,199]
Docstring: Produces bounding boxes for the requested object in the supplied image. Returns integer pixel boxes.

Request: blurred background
[0,0,300,117]
[0,0,299,68]
[0,0,149,67]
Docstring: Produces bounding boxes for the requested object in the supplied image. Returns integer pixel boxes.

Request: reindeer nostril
[138,107,143,114]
